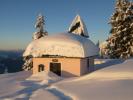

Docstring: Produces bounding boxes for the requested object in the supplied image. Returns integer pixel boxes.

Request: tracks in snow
[46,87,73,100]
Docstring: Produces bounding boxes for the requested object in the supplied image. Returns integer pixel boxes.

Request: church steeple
[68,15,89,38]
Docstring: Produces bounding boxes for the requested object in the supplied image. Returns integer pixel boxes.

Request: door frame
[50,62,61,76]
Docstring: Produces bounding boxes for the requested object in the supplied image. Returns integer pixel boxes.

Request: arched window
[38,64,45,72]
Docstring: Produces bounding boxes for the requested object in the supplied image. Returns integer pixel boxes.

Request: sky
[0,0,115,50]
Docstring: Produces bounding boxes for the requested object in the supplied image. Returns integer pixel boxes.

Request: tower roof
[68,15,89,37]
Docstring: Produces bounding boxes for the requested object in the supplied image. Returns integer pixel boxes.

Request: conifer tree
[106,0,133,58]
[33,14,48,40]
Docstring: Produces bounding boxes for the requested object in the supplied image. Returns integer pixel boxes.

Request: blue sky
[0,0,115,50]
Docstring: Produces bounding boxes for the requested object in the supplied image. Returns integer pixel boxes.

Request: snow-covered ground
[0,59,133,100]
[0,71,62,100]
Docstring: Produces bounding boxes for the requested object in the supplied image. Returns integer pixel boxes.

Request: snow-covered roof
[23,32,99,58]
[69,15,89,37]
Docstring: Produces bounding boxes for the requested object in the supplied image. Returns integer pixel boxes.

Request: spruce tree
[106,0,133,59]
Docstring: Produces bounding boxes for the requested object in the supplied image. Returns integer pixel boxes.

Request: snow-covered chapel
[23,14,99,77]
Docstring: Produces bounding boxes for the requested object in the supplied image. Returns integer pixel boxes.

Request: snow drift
[1,59,133,100]
[52,59,133,100]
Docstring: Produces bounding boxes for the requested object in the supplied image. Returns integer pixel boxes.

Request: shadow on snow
[0,80,47,100]
[94,59,125,71]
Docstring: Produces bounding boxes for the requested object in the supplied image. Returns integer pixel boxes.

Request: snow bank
[23,33,99,58]
[52,59,133,100]
[0,71,62,100]
[1,59,133,100]
[0,71,32,100]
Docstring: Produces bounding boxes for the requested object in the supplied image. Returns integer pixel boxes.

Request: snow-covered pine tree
[23,14,48,71]
[22,55,33,71]
[106,0,133,59]
[33,13,48,40]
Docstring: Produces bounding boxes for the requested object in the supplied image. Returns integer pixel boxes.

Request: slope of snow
[0,71,32,100]
[23,33,99,57]
[0,71,62,100]
[51,59,133,100]
[0,59,133,100]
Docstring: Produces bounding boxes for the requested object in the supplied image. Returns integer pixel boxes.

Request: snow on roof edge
[23,32,99,58]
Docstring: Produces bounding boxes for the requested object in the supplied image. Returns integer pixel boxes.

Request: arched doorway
[38,64,45,72]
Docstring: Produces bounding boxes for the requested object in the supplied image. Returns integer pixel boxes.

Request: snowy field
[0,59,133,100]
